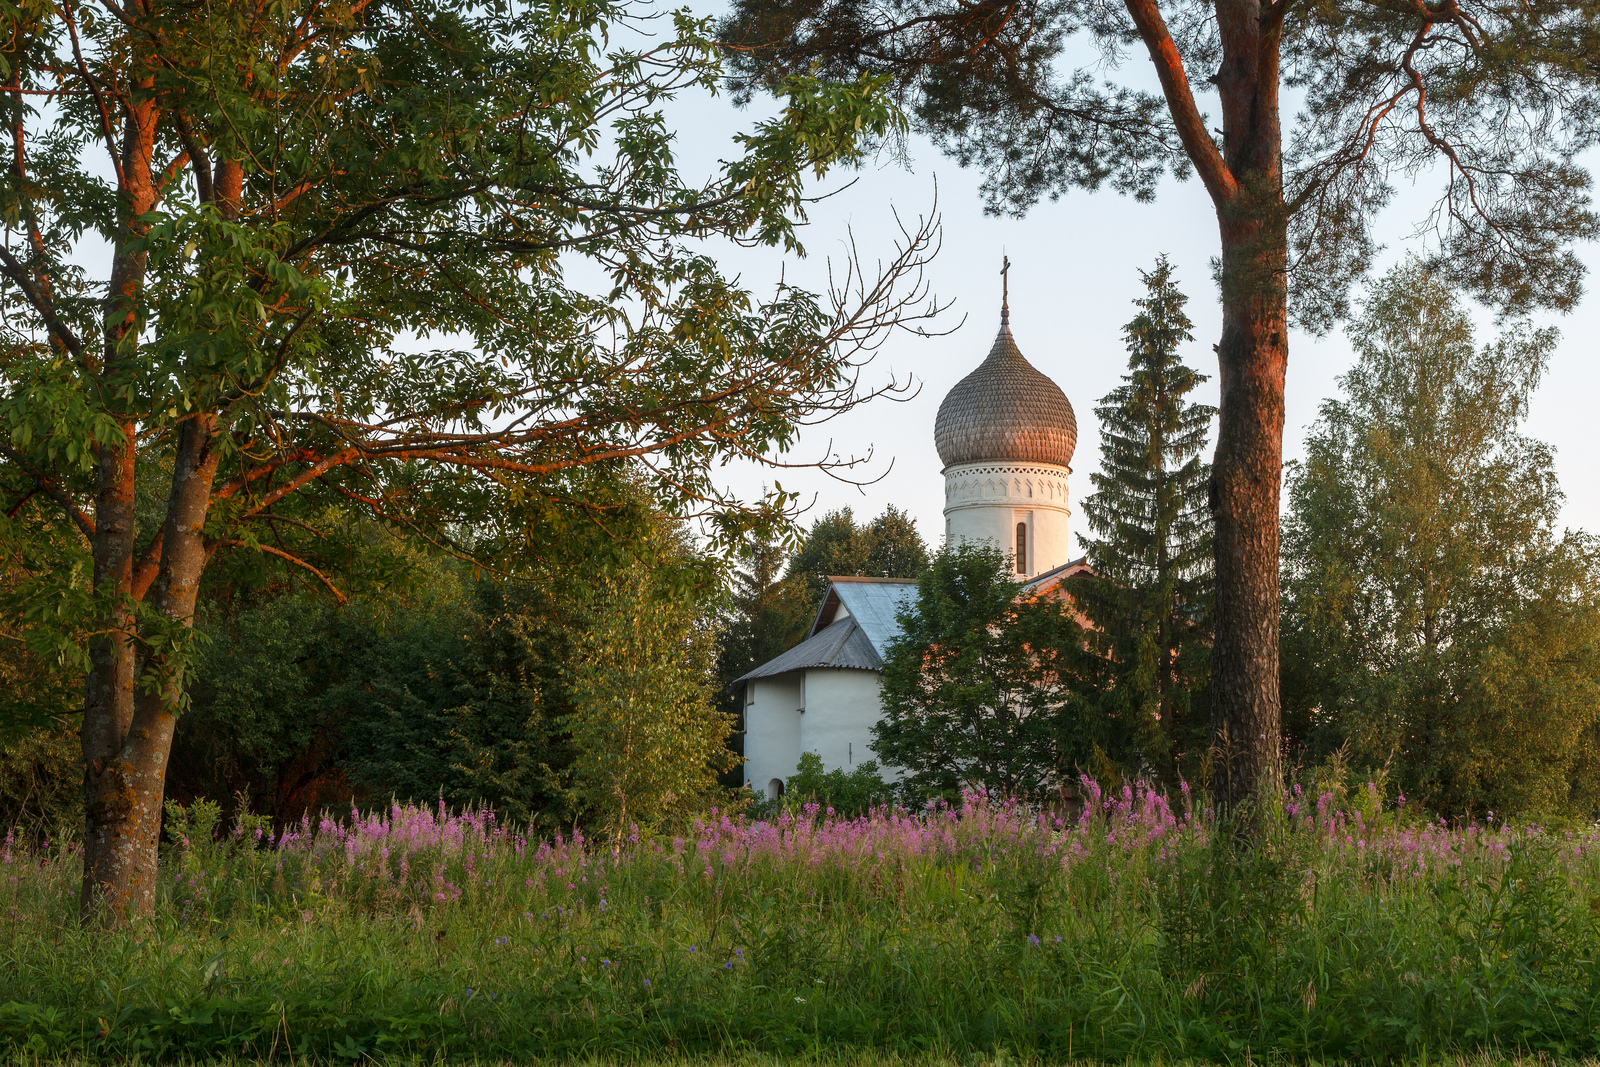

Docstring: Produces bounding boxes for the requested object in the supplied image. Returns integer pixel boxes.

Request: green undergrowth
[6,1055,1600,1067]
[3,793,1600,1063]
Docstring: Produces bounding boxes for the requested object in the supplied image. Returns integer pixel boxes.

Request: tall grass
[3,783,1599,1062]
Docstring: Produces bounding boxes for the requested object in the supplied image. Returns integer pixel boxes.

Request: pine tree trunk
[1207,7,1287,815]
[1209,225,1286,813]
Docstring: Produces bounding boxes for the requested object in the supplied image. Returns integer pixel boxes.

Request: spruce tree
[1079,257,1216,786]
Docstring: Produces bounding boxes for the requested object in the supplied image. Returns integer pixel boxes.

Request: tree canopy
[874,542,1089,798]
[1077,257,1213,788]
[0,0,939,919]
[1282,262,1600,820]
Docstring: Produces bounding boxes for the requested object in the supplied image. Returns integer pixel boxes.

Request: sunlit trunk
[1206,2,1287,816]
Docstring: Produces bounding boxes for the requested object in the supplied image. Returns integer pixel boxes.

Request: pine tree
[1079,257,1216,786]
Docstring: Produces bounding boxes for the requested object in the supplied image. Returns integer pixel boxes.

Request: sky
[639,78,1600,558]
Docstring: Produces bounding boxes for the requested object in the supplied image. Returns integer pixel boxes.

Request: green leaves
[1282,262,1600,819]
[1076,257,1214,787]
[875,541,1091,799]
[566,559,734,841]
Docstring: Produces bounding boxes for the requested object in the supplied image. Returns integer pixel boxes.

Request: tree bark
[1207,0,1286,814]
[81,424,138,921]
[81,90,160,923]
[1124,0,1287,816]
[1209,214,1287,813]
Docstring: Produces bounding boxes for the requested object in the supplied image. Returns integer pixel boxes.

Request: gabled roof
[809,577,920,656]
[735,616,882,682]
[738,576,920,684]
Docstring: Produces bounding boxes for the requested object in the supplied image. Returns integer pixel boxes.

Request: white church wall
[942,460,1072,576]
[743,676,801,799]
[799,668,894,779]
[743,669,903,799]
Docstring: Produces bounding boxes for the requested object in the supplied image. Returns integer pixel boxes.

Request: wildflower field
[3,785,1600,1063]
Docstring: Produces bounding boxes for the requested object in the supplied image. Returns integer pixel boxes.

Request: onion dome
[934,305,1077,469]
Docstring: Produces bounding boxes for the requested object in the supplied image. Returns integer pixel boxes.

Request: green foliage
[567,561,737,841]
[784,505,930,603]
[0,0,940,830]
[874,542,1091,798]
[1077,257,1215,787]
[0,470,87,729]
[715,527,816,714]
[719,0,1600,326]
[170,573,573,827]
[0,722,80,844]
[779,750,893,817]
[160,490,729,831]
[1282,261,1600,819]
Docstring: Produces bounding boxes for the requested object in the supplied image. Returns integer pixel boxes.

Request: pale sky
[648,80,1600,556]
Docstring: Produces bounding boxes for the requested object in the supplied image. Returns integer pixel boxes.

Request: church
[737,290,1088,799]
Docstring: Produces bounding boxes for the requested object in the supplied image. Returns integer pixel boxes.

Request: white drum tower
[934,275,1077,578]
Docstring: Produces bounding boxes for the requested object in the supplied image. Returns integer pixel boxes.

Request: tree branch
[59,0,125,190]
[215,539,348,603]
[0,247,87,360]
[1121,0,1237,205]
[0,443,95,540]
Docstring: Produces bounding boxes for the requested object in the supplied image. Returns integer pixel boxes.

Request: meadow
[3,784,1600,1063]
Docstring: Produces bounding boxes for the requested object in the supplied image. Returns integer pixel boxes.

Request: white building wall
[799,669,889,774]
[942,460,1072,576]
[743,669,899,796]
[743,675,801,799]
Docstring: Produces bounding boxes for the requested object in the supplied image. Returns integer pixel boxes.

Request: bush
[781,751,894,817]
[0,722,80,843]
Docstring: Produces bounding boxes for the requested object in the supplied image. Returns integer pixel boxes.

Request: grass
[3,783,1600,1062]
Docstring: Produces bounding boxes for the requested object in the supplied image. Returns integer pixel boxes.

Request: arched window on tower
[1015,522,1027,574]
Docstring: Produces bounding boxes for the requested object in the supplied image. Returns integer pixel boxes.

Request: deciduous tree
[0,0,939,920]
[784,504,930,602]
[1282,262,1600,819]
[567,559,735,842]
[874,541,1088,797]
[718,0,1600,813]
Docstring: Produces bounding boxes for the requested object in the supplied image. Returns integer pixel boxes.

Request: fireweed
[2,784,1599,1061]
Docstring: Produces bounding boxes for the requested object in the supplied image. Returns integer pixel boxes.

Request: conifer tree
[1079,258,1215,786]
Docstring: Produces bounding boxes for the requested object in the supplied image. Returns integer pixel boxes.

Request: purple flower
[1027,934,1040,946]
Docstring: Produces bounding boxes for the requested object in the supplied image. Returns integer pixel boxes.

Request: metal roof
[735,617,883,681]
[815,577,920,656]
[739,577,921,683]
[934,307,1077,469]
[1023,556,1092,595]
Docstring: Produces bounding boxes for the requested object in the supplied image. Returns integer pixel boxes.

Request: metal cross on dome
[1001,254,1010,309]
